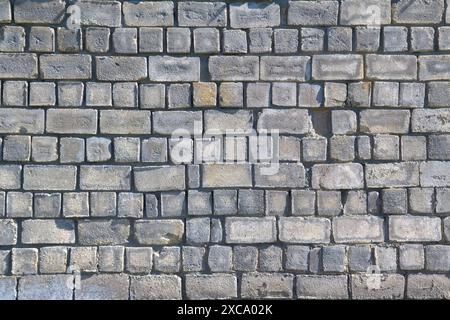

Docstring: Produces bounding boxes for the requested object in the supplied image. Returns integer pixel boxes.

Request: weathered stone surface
[123,1,174,26]
[23,165,77,191]
[78,220,130,245]
[340,0,391,25]
[419,55,450,80]
[412,109,450,133]
[365,162,420,188]
[134,166,185,192]
[185,274,237,299]
[40,54,91,80]
[202,164,252,188]
[360,110,410,134]
[288,1,339,26]
[366,55,417,80]
[204,110,252,132]
[407,275,450,299]
[130,275,182,300]
[76,275,129,300]
[74,0,121,27]
[18,275,73,300]
[279,217,331,243]
[178,2,226,27]
[153,111,201,135]
[230,2,280,28]
[149,56,200,82]
[97,57,147,81]
[393,0,444,24]
[312,55,363,80]
[0,54,37,79]
[312,164,364,190]
[47,109,97,134]
[257,109,311,134]
[0,220,17,246]
[22,220,75,244]
[0,109,44,134]
[420,161,450,187]
[225,217,276,244]
[14,0,65,24]
[297,275,348,299]
[100,110,151,135]
[333,216,384,243]
[135,220,184,245]
[351,274,405,299]
[260,56,310,81]
[241,273,294,299]
[0,165,22,190]
[254,163,306,188]
[80,166,130,191]
[389,216,442,242]
[209,56,259,81]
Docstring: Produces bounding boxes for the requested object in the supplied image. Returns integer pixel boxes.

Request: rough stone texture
[0,0,448,301]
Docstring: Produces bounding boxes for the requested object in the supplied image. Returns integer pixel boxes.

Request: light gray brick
[340,0,391,25]
[78,220,129,245]
[18,275,72,300]
[389,216,442,242]
[40,54,91,80]
[24,165,76,191]
[47,109,97,134]
[407,275,450,299]
[351,274,405,299]
[360,110,410,134]
[333,216,384,243]
[185,274,237,300]
[0,220,17,246]
[134,166,185,192]
[39,247,67,274]
[288,1,338,26]
[134,220,184,245]
[297,275,348,299]
[139,27,163,53]
[22,220,75,244]
[29,26,54,52]
[100,110,151,135]
[312,54,363,80]
[249,28,272,53]
[123,1,173,27]
[279,217,331,243]
[130,275,182,300]
[366,162,419,188]
[96,56,147,81]
[230,2,280,28]
[14,0,65,24]
[209,56,259,81]
[393,0,444,24]
[178,1,226,27]
[74,0,121,27]
[85,27,110,53]
[98,246,124,273]
[261,56,310,81]
[202,164,252,188]
[80,165,131,191]
[149,56,200,82]
[367,55,417,80]
[225,217,276,244]
[75,274,129,300]
[241,273,293,299]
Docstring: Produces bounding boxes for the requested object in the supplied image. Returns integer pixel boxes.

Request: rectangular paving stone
[225,217,276,244]
[40,54,91,80]
[149,56,200,82]
[209,56,259,81]
[23,165,77,191]
[312,55,364,80]
[134,166,185,192]
[0,54,37,79]
[47,109,97,134]
[21,220,75,244]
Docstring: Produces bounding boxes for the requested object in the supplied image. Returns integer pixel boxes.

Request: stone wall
[0,0,449,300]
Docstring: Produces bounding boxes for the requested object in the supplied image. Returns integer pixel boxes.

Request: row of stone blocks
[0,273,449,300]
[1,0,449,27]
[0,216,448,245]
